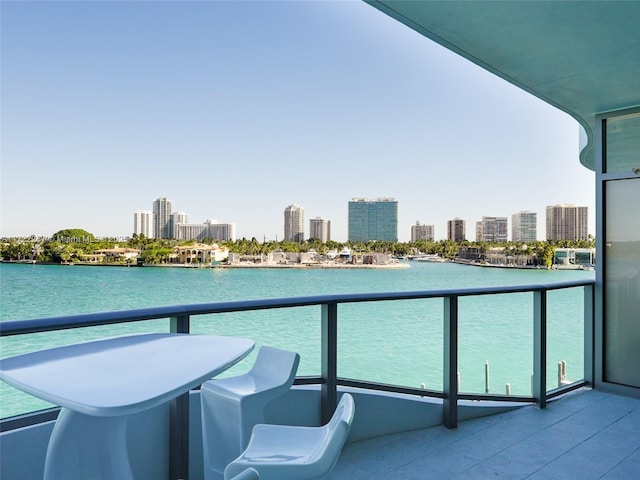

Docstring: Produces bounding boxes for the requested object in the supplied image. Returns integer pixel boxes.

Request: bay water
[0,262,594,418]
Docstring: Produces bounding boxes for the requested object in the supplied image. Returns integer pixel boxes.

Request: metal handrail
[0,279,593,336]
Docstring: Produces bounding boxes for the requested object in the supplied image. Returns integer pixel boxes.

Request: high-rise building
[309,217,331,242]
[174,220,236,242]
[447,218,466,242]
[133,210,154,238]
[284,204,305,242]
[175,223,207,241]
[153,197,173,239]
[475,221,483,242]
[207,221,236,242]
[480,216,508,242]
[171,212,188,239]
[546,204,589,241]
[348,198,398,242]
[411,222,434,242]
[512,211,537,242]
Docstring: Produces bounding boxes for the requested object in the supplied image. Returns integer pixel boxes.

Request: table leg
[44,408,134,480]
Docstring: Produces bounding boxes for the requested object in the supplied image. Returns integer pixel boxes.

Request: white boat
[413,254,447,262]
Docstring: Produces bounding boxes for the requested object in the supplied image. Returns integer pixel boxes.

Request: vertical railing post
[170,315,190,479]
[170,315,190,335]
[533,290,547,409]
[321,302,338,424]
[584,284,595,387]
[443,296,458,429]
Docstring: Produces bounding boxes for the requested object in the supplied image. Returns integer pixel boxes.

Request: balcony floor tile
[328,389,640,479]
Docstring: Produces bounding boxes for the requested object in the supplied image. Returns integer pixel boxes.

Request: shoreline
[0,260,410,269]
[2,259,593,271]
[217,262,410,269]
[451,260,547,270]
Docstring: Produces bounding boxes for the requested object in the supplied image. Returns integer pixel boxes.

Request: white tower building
[133,210,154,238]
[284,204,305,242]
[153,197,173,239]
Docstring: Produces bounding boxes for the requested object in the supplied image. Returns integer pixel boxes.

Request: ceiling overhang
[366,1,640,170]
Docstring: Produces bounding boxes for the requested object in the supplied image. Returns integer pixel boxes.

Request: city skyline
[1,1,595,242]
[131,196,586,243]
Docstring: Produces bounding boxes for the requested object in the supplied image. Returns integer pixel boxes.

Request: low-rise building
[553,248,595,269]
[93,247,140,263]
[169,243,229,265]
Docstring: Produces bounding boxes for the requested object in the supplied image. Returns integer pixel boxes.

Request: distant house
[77,253,106,264]
[169,243,229,265]
[456,246,484,263]
[553,248,595,269]
[90,247,140,263]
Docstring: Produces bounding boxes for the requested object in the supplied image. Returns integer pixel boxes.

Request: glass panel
[547,288,584,391]
[458,293,533,396]
[337,299,443,390]
[605,113,640,173]
[604,178,640,386]
[191,308,322,378]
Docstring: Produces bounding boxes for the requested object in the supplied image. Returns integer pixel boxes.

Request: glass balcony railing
[0,279,595,479]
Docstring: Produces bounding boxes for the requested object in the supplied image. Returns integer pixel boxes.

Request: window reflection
[605,113,640,173]
[604,178,640,386]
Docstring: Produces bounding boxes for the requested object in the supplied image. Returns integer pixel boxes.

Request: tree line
[1,229,595,266]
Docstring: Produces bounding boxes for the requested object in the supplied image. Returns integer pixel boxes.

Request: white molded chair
[223,393,355,480]
[228,468,260,480]
[201,346,300,480]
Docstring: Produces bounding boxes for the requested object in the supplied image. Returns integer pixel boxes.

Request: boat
[413,254,447,262]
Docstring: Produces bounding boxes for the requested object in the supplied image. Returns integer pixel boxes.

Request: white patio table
[0,333,255,480]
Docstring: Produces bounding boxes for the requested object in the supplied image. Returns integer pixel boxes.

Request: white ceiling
[366,1,640,170]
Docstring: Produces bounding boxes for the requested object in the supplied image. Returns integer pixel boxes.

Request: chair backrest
[307,393,355,471]
[229,468,260,480]
[224,393,356,480]
[249,346,300,390]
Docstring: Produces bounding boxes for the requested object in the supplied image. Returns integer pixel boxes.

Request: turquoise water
[0,262,594,418]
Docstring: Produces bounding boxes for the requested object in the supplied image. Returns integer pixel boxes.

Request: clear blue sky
[1,0,595,242]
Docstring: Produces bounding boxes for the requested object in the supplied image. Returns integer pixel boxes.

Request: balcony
[1,279,612,480]
[330,388,640,479]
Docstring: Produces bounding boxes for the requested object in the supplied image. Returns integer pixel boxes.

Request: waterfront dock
[220,262,410,269]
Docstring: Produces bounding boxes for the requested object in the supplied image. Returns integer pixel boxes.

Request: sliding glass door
[602,111,640,388]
